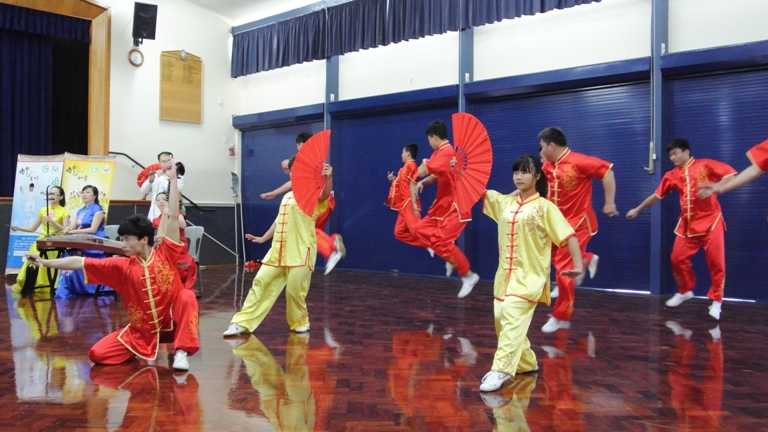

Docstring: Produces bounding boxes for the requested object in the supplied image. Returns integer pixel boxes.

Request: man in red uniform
[26,162,199,370]
[699,137,768,197]
[386,143,431,251]
[627,138,736,320]
[261,132,346,275]
[415,120,480,298]
[539,127,619,333]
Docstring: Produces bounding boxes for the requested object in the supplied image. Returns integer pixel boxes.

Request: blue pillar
[649,0,668,295]
[325,56,339,130]
[458,27,473,113]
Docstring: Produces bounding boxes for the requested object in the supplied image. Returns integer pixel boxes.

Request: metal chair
[104,225,120,241]
[185,226,204,296]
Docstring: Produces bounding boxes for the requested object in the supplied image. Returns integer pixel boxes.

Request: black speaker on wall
[132,2,158,46]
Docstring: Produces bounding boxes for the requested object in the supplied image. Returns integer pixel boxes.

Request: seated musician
[10,186,69,295]
[25,162,199,371]
[152,191,198,293]
[56,185,112,298]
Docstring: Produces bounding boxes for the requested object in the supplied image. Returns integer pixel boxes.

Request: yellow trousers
[232,264,311,332]
[233,335,315,431]
[493,296,538,376]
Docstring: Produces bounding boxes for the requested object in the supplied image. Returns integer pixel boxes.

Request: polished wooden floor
[2,268,767,431]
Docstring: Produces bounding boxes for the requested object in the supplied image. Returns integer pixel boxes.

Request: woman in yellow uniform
[479,155,582,392]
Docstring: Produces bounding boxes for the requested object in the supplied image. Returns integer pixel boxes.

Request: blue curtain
[327,0,388,56]
[387,0,465,45]
[0,3,90,42]
[0,29,53,196]
[470,0,600,27]
[231,9,326,77]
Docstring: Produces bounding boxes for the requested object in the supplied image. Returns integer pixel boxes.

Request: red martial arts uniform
[747,138,768,171]
[152,215,198,292]
[315,194,339,260]
[416,142,472,275]
[655,158,736,302]
[669,337,723,430]
[386,160,430,249]
[84,237,200,364]
[543,148,613,321]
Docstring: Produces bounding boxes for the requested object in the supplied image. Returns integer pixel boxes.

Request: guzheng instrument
[37,235,125,256]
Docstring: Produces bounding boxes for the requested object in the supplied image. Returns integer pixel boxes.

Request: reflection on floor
[1,268,766,431]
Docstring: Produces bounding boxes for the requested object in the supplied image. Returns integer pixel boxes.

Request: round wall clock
[128,48,144,67]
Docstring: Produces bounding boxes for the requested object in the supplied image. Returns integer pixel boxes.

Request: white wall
[236,60,326,114]
[474,0,651,81]
[103,0,241,204]
[339,32,459,100]
[669,0,768,53]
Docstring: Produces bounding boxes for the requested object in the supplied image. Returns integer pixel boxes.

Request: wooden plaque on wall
[160,51,203,123]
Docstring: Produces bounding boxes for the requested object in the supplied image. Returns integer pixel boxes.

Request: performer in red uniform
[699,137,768,197]
[26,162,199,371]
[627,138,736,320]
[539,127,619,333]
[152,191,198,293]
[415,121,480,298]
[261,132,346,275]
[386,143,431,251]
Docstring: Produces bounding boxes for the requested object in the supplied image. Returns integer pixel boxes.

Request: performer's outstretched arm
[559,236,583,278]
[700,165,761,197]
[165,162,180,243]
[626,193,661,220]
[319,164,333,202]
[600,170,619,216]
[261,180,292,200]
[410,181,421,217]
[24,254,84,270]
[246,223,276,244]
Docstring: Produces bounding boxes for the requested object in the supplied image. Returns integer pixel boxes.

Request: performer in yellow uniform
[479,154,583,392]
[224,157,333,336]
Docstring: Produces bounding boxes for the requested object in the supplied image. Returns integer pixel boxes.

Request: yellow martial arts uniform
[15,205,69,290]
[483,191,574,376]
[232,192,328,331]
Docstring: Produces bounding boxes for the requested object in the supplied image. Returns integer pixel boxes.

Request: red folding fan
[292,130,331,216]
[136,163,162,187]
[452,113,493,212]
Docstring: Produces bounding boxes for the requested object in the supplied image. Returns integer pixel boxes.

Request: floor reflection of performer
[666,322,724,431]
[229,334,338,431]
[89,363,201,431]
[483,374,538,431]
[387,327,475,430]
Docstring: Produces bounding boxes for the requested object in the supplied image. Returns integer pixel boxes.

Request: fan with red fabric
[451,113,493,212]
[292,130,331,216]
[136,163,162,187]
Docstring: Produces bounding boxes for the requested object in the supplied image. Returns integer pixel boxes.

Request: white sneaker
[479,370,511,392]
[445,261,454,277]
[223,323,248,337]
[173,350,189,371]
[550,285,559,298]
[174,373,188,384]
[665,291,694,307]
[224,338,246,349]
[324,328,342,357]
[480,393,510,408]
[709,325,721,342]
[541,345,565,359]
[665,320,692,340]
[588,255,600,279]
[708,301,722,320]
[324,251,342,275]
[427,248,435,258]
[334,234,346,257]
[541,316,570,333]
[458,272,479,298]
[294,325,310,333]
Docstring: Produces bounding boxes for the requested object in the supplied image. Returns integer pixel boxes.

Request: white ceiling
[182,0,320,26]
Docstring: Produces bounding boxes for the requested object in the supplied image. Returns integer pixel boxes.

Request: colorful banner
[61,153,117,220]
[5,154,65,274]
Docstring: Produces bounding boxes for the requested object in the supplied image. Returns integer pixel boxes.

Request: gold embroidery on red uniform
[559,163,579,192]
[154,261,174,293]
[188,314,199,335]
[126,303,142,328]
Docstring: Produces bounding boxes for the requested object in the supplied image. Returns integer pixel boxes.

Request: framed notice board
[160,50,203,123]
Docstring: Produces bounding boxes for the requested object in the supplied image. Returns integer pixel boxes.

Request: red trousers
[671,219,725,302]
[394,207,430,249]
[316,229,339,260]
[89,289,200,364]
[415,212,470,276]
[177,252,198,291]
[669,338,723,430]
[552,221,591,321]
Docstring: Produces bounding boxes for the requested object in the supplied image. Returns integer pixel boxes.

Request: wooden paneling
[88,10,110,156]
[160,51,203,124]
[0,0,106,19]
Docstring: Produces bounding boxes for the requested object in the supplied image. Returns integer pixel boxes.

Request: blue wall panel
[467,83,652,289]
[331,107,457,276]
[241,122,325,262]
[669,69,768,301]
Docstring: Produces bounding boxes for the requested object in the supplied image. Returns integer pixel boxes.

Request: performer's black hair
[538,126,567,147]
[157,151,173,160]
[296,132,312,145]
[287,156,296,170]
[512,154,548,198]
[426,121,448,140]
[175,161,185,176]
[666,138,691,154]
[51,186,66,206]
[404,143,419,160]
[119,214,156,246]
[82,185,100,205]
